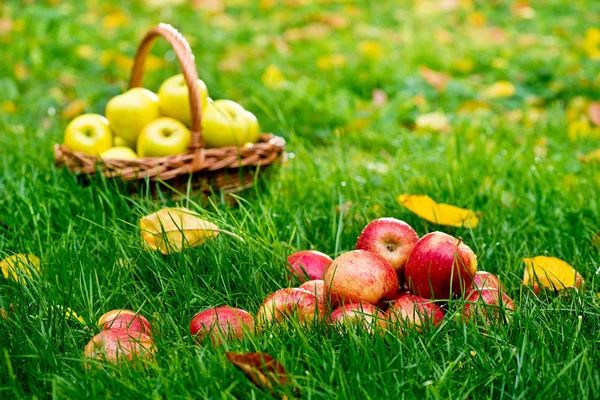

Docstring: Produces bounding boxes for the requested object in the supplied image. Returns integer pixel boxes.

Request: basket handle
[129,23,204,150]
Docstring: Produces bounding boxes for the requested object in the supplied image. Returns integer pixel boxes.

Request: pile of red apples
[86,218,515,361]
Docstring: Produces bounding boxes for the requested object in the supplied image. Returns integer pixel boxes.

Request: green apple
[101,146,138,161]
[63,113,113,155]
[158,74,209,127]
[137,117,191,157]
[244,110,260,144]
[105,88,159,148]
[202,99,249,148]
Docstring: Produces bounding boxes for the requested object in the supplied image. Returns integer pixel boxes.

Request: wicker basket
[54,23,286,194]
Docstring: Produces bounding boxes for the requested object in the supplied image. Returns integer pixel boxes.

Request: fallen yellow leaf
[483,81,516,98]
[579,149,600,164]
[415,112,450,133]
[261,65,286,90]
[61,99,87,120]
[0,254,41,284]
[140,207,223,254]
[316,54,347,71]
[51,305,86,326]
[522,256,584,293]
[358,40,383,60]
[397,194,479,228]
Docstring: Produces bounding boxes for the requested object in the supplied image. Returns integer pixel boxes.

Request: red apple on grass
[386,293,444,332]
[298,280,329,308]
[256,288,324,325]
[405,232,477,300]
[287,250,333,282]
[330,302,386,333]
[97,309,152,335]
[84,328,155,364]
[462,288,514,325]
[323,250,399,306]
[190,306,254,345]
[356,218,419,278]
[469,271,503,292]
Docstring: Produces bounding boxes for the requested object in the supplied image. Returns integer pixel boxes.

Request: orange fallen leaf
[420,66,450,92]
[0,254,41,284]
[578,149,600,164]
[61,99,87,120]
[397,194,479,228]
[588,102,600,127]
[140,207,236,254]
[226,352,296,397]
[522,256,584,293]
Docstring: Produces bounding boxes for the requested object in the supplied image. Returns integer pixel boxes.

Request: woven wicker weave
[54,23,285,193]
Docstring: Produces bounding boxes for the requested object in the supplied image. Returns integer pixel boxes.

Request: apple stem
[456,237,463,247]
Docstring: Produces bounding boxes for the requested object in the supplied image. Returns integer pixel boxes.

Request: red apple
[330,302,386,333]
[405,232,477,300]
[97,309,152,336]
[84,328,155,364]
[387,293,444,332]
[323,250,399,306]
[298,280,330,308]
[287,250,333,282]
[356,218,419,278]
[256,288,323,325]
[190,306,254,345]
[469,271,503,292]
[462,288,514,325]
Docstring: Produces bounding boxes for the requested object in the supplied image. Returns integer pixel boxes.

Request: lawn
[1,0,600,398]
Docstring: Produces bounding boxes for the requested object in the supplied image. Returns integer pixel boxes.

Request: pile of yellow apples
[62,74,261,160]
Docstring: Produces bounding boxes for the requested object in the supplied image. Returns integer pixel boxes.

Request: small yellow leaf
[140,207,220,255]
[0,254,41,284]
[358,40,383,60]
[261,65,286,90]
[51,305,86,326]
[61,99,87,119]
[578,149,600,164]
[397,194,479,228]
[522,256,584,292]
[483,81,516,98]
[1,101,17,114]
[316,54,347,71]
[415,112,450,133]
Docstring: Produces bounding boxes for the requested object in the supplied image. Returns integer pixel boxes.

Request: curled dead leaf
[226,351,297,398]
[140,207,241,255]
[523,256,584,293]
[397,194,479,228]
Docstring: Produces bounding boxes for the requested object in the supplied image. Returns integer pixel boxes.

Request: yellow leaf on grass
[578,149,600,164]
[483,81,515,98]
[261,65,286,90]
[522,256,584,292]
[61,99,87,119]
[317,54,347,71]
[397,194,479,228]
[140,207,220,254]
[415,112,450,133]
[0,254,41,284]
[51,305,86,326]
[359,40,383,60]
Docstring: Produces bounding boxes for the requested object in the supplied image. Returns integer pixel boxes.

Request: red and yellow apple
[63,113,113,155]
[158,74,209,127]
[105,88,159,147]
[405,232,477,300]
[298,279,329,308]
[202,99,249,148]
[97,309,152,335]
[136,117,191,157]
[462,288,514,325]
[190,306,254,345]
[355,218,419,279]
[256,288,323,325]
[323,250,399,306]
[469,271,503,292]
[386,293,444,332]
[84,328,155,364]
[330,302,386,333]
[287,250,333,282]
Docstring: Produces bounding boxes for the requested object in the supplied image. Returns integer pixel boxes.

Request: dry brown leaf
[522,256,584,293]
[397,194,479,228]
[226,352,296,397]
[588,102,600,127]
[140,207,236,255]
[420,66,450,92]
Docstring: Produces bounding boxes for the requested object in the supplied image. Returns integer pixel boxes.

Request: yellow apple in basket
[105,88,159,148]
[158,74,209,127]
[63,113,113,155]
[244,110,261,145]
[101,146,138,161]
[202,99,249,148]
[113,136,129,147]
[137,117,191,157]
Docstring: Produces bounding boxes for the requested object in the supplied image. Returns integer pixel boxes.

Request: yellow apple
[158,74,209,127]
[105,88,159,148]
[101,147,138,161]
[244,110,260,144]
[113,136,129,147]
[137,117,191,157]
[202,99,249,148]
[63,113,113,155]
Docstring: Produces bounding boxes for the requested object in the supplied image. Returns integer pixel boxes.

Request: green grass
[1,0,600,398]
